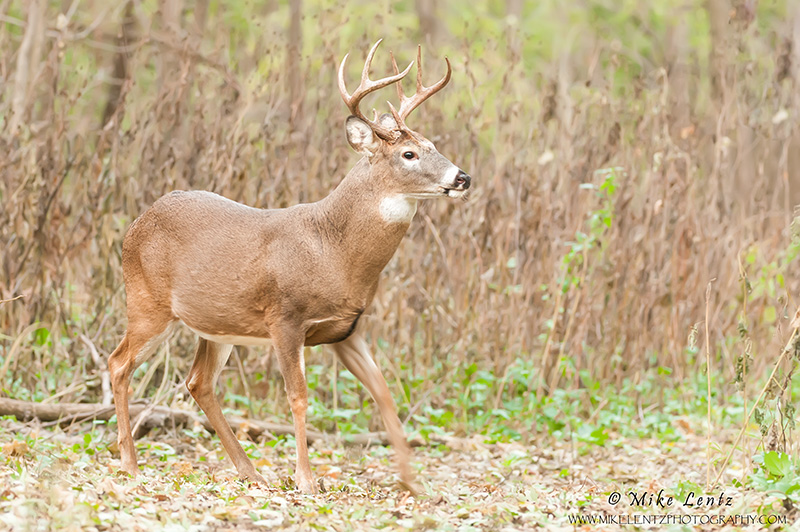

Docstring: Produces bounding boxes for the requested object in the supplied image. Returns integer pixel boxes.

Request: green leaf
[34,327,51,346]
[763,451,791,478]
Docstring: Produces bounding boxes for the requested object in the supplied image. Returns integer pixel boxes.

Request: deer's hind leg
[186,339,266,484]
[108,315,176,476]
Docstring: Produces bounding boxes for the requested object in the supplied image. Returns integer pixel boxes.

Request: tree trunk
[287,0,303,126]
[415,0,440,46]
[101,1,137,127]
[193,0,209,37]
[705,0,729,103]
[666,4,691,141]
[156,0,184,92]
[704,0,732,217]
[506,0,523,55]
[789,6,800,208]
[10,0,46,133]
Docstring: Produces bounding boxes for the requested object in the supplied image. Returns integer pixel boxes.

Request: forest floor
[0,417,795,531]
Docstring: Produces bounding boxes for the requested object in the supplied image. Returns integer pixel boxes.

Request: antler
[388,46,452,132]
[338,39,414,140]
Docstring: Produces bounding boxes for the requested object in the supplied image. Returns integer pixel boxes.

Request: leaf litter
[0,420,795,531]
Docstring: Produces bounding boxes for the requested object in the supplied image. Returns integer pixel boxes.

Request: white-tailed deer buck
[108,40,470,494]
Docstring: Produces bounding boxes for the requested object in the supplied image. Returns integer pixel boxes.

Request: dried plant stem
[536,287,564,400]
[704,279,715,491]
[711,322,799,490]
[232,347,253,417]
[0,323,47,378]
[80,334,112,407]
[331,349,339,432]
[132,342,172,438]
[737,254,750,485]
[551,247,588,393]
[493,361,514,410]
[133,349,166,400]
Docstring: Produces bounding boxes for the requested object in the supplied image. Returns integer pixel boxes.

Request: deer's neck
[315,158,414,283]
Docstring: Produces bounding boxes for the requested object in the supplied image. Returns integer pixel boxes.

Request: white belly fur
[183,323,274,347]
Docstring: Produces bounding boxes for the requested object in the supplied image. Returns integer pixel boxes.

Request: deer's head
[338,41,471,202]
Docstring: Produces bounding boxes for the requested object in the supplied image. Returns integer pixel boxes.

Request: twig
[421,213,449,267]
[132,342,172,438]
[40,381,87,404]
[232,346,254,418]
[147,32,241,93]
[13,157,74,280]
[133,348,166,399]
[0,322,47,378]
[0,295,24,304]
[80,334,112,407]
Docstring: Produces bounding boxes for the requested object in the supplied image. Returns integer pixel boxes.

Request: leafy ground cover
[1,389,797,531]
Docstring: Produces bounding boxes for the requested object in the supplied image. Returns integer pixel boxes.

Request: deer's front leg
[274,331,316,494]
[332,332,417,494]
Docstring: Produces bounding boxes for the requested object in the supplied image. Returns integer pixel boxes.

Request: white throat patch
[379,195,418,224]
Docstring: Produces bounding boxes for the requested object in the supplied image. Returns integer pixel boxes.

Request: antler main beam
[338,39,414,140]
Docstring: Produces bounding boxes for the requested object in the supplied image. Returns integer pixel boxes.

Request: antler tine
[338,40,414,140]
[389,51,405,104]
[389,46,452,131]
[360,39,383,86]
[337,52,352,102]
[415,45,424,96]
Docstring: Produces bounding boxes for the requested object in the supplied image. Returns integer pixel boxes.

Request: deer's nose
[454,170,471,189]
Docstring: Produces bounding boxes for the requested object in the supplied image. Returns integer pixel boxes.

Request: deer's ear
[345,116,381,156]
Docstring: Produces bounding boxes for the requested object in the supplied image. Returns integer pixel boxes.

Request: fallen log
[0,397,397,447]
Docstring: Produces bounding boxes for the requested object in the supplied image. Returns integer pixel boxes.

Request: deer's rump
[121,190,285,340]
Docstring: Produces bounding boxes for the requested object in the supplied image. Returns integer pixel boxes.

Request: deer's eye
[403,151,417,160]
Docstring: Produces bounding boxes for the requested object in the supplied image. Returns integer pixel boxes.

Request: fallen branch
[0,397,405,447]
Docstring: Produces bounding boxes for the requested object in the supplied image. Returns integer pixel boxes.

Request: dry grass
[0,1,798,424]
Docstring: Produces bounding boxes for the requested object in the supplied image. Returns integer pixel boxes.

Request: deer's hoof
[296,475,318,494]
[240,471,268,485]
[118,465,139,479]
[399,478,421,497]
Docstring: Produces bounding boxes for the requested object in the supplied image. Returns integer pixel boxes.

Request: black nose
[454,170,471,190]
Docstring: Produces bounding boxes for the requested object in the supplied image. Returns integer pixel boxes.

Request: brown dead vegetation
[0,1,798,411]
